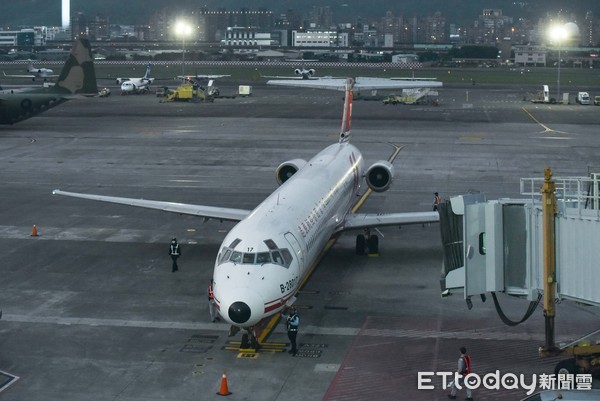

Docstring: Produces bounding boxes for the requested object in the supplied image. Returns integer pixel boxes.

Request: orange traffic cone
[31,225,38,237]
[216,370,232,396]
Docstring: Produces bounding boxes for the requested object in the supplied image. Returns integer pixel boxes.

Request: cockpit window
[219,249,232,265]
[217,244,294,268]
[281,249,293,266]
[242,253,256,264]
[271,250,284,266]
[264,239,278,250]
[230,251,242,264]
[256,252,271,264]
[229,238,242,249]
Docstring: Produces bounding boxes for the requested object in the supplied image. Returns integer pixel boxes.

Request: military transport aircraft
[0,39,98,125]
[52,77,441,345]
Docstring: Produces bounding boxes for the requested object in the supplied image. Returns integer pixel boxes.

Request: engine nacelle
[365,160,394,192]
[294,68,315,77]
[275,159,307,186]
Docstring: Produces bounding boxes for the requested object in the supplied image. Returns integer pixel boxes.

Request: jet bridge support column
[540,167,559,356]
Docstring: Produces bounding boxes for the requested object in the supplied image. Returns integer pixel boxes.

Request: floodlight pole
[181,35,186,76]
[556,43,561,102]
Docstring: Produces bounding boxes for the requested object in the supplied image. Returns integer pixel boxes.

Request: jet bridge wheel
[367,235,379,254]
[356,234,366,255]
[554,358,579,375]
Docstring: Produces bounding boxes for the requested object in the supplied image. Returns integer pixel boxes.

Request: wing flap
[342,211,439,230]
[52,190,250,222]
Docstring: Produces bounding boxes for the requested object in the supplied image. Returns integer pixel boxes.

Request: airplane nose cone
[228,301,251,324]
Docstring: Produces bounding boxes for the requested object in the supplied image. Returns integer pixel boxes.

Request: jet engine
[365,161,394,192]
[275,159,307,185]
[294,68,315,77]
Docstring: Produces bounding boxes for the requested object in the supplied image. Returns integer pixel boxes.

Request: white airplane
[117,64,154,94]
[3,61,58,81]
[176,73,231,82]
[52,78,441,345]
[263,67,318,80]
[266,76,444,91]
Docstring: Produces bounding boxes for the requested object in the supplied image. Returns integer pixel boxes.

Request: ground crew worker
[208,279,218,322]
[281,306,299,356]
[433,192,441,211]
[169,238,181,272]
[448,346,473,401]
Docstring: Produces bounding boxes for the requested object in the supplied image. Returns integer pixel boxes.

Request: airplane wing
[267,77,443,91]
[52,190,251,222]
[261,75,318,80]
[342,211,439,230]
[3,72,36,79]
[177,75,231,80]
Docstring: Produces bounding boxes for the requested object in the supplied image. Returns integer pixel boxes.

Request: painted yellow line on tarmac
[522,107,570,136]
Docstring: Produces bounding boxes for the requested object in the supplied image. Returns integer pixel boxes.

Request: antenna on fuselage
[339,78,354,144]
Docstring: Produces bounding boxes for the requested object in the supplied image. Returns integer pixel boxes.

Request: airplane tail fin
[52,39,98,95]
[144,63,151,80]
[339,78,354,143]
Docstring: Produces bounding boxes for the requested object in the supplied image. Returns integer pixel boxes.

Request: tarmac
[0,79,600,401]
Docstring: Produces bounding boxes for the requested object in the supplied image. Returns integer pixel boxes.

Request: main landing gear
[356,230,379,255]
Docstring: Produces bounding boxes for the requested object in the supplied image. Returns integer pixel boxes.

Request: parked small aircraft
[3,61,58,81]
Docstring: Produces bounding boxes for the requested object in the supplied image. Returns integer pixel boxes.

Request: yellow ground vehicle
[164,83,214,103]
[98,88,111,97]
[594,96,600,106]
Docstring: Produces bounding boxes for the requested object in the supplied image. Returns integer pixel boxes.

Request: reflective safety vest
[208,285,214,300]
[460,355,471,376]
[170,243,180,256]
[287,314,299,332]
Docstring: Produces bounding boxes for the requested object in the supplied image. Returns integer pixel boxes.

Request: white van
[520,389,600,401]
[577,92,591,105]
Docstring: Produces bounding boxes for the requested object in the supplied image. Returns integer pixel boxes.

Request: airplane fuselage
[213,141,364,328]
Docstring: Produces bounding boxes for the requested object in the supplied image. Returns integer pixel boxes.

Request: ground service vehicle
[238,85,252,96]
[594,96,600,106]
[164,83,214,103]
[577,92,591,105]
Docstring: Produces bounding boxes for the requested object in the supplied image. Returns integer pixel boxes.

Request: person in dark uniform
[169,238,181,272]
[433,192,441,211]
[281,306,299,356]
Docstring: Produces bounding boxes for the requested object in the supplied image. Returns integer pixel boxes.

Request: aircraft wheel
[368,235,379,254]
[240,333,249,349]
[554,359,578,375]
[356,234,366,255]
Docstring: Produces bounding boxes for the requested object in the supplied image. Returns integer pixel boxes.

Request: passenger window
[256,252,271,265]
[243,253,255,264]
[281,249,293,266]
[271,251,284,266]
[230,251,242,264]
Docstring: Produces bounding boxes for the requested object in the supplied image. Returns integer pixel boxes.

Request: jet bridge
[441,171,600,304]
[439,169,600,374]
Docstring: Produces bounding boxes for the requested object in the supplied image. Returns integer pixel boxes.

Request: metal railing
[520,174,600,219]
